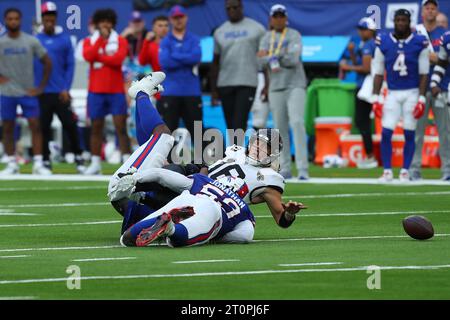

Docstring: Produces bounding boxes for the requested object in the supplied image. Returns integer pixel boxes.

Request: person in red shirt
[82,9,131,175]
[138,15,169,72]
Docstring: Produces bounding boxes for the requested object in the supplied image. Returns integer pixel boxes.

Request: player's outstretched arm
[261,188,307,228]
[135,168,194,194]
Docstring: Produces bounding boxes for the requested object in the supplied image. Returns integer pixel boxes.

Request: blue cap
[169,5,186,18]
[357,17,377,31]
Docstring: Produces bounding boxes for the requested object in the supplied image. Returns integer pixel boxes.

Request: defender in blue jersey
[411,0,450,181]
[119,171,258,247]
[371,9,430,182]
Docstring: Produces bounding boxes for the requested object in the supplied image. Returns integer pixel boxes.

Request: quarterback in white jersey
[206,129,305,228]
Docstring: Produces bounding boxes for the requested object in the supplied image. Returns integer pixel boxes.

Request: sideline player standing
[0,8,52,175]
[371,9,430,182]
[411,0,450,181]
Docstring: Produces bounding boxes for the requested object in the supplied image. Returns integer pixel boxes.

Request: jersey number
[393,53,408,76]
[209,163,246,181]
[199,184,241,219]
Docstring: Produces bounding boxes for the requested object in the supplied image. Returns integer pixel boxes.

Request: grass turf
[0,170,449,299]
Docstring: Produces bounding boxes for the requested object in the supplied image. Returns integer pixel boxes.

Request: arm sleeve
[63,37,75,91]
[97,37,128,68]
[82,37,102,62]
[138,39,151,66]
[438,44,448,61]
[418,47,430,75]
[158,38,184,70]
[135,168,194,194]
[279,31,301,68]
[171,36,202,66]
[372,47,385,75]
[32,38,47,59]
[257,33,270,69]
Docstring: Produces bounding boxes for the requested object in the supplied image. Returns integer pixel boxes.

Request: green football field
[0,166,449,300]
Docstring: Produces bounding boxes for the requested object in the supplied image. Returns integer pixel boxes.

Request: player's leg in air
[120,191,222,248]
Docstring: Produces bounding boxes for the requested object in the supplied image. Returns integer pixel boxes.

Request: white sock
[400,168,408,174]
[33,155,43,166]
[8,155,17,164]
[91,155,101,166]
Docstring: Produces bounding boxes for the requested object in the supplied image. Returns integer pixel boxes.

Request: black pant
[218,86,256,135]
[355,94,373,155]
[39,93,82,161]
[156,96,203,140]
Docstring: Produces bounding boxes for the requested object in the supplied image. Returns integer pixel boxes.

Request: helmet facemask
[245,129,283,171]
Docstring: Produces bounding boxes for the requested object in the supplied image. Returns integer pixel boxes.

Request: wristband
[419,95,426,104]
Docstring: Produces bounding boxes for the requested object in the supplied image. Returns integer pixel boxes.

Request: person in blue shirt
[157,5,202,150]
[410,0,450,181]
[35,2,84,173]
[371,9,430,183]
[340,17,377,169]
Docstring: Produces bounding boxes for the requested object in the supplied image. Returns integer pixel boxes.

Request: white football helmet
[245,129,283,171]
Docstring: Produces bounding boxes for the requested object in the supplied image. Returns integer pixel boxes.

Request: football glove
[413,95,426,119]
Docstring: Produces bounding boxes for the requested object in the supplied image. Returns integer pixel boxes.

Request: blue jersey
[439,31,450,92]
[356,38,376,88]
[376,32,429,90]
[189,174,255,238]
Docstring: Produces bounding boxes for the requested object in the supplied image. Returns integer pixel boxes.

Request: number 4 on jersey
[393,53,408,76]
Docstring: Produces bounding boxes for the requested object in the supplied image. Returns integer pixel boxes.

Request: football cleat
[136,212,174,247]
[168,206,195,224]
[128,72,166,98]
[378,169,393,183]
[83,162,102,175]
[399,169,410,183]
[0,162,19,175]
[32,164,52,175]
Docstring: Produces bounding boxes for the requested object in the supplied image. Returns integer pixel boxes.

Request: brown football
[402,215,434,240]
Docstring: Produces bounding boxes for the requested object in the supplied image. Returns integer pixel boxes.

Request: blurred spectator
[121,11,147,61]
[436,12,448,29]
[411,0,450,181]
[139,15,169,72]
[157,5,202,142]
[257,4,309,180]
[340,17,377,169]
[0,8,52,175]
[82,8,131,175]
[210,0,265,143]
[35,2,85,173]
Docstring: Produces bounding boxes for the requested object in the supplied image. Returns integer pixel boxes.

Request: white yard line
[0,220,121,228]
[0,245,122,253]
[286,177,450,186]
[1,234,449,254]
[72,257,136,262]
[0,202,109,209]
[287,191,450,199]
[0,191,448,209]
[278,262,343,267]
[1,264,450,285]
[0,255,30,259]
[0,186,105,192]
[255,209,450,219]
[0,213,40,216]
[0,296,38,300]
[0,174,109,182]
[172,259,240,264]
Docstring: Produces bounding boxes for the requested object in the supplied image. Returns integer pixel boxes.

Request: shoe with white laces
[83,162,102,175]
[128,72,166,98]
[0,162,19,175]
[378,169,393,183]
[356,156,378,169]
[399,169,410,183]
[32,164,52,175]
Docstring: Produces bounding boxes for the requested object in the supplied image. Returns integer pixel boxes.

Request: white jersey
[208,145,285,204]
